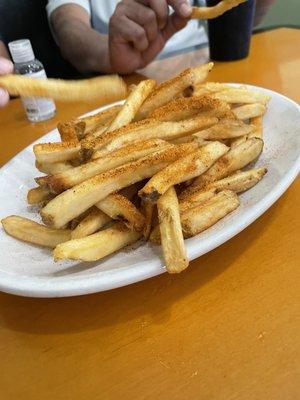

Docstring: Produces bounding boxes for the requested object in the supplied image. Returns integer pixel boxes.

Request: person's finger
[0,88,10,107]
[147,0,169,29]
[122,1,159,43]
[167,0,192,18]
[0,58,14,74]
[110,14,149,52]
[162,12,188,42]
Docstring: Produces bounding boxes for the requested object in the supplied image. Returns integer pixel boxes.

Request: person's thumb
[167,0,192,18]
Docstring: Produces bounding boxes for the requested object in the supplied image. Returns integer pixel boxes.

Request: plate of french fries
[0,63,299,297]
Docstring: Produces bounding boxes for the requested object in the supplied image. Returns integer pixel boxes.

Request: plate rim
[0,84,299,297]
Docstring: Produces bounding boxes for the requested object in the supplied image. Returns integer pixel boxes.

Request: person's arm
[50,4,112,74]
[254,0,276,26]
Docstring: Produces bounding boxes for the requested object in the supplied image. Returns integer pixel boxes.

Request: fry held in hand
[1,216,71,248]
[191,0,247,19]
[54,223,142,262]
[157,187,188,273]
[0,74,127,103]
[139,141,229,202]
[41,143,197,229]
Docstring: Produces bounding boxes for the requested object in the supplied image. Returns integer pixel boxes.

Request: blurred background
[256,0,300,29]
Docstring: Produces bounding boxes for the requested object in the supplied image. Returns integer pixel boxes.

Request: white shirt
[47,0,207,57]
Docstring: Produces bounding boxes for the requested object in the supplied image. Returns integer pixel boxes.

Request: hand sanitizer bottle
[8,39,56,122]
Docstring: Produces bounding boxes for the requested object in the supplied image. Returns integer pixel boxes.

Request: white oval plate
[0,85,299,297]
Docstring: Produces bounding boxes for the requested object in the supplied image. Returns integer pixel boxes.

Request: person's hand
[0,57,13,107]
[109,0,192,74]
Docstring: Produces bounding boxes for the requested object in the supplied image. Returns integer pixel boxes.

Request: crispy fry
[54,222,142,262]
[27,187,53,205]
[231,115,264,147]
[78,105,122,135]
[86,115,218,155]
[179,188,218,213]
[96,193,145,232]
[180,167,267,201]
[233,103,266,120]
[35,160,73,174]
[33,142,81,164]
[141,200,155,239]
[150,190,240,243]
[57,122,79,142]
[71,208,111,239]
[136,63,214,119]
[148,96,231,122]
[191,0,246,19]
[212,88,270,105]
[107,79,156,132]
[190,138,264,189]
[193,119,255,140]
[0,74,127,103]
[1,215,71,248]
[192,82,232,97]
[157,187,188,273]
[36,139,171,193]
[139,141,229,202]
[41,143,197,228]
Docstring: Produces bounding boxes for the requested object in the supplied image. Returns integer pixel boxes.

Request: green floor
[257,0,300,29]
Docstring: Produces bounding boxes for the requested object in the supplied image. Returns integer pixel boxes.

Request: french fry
[150,190,240,243]
[57,122,79,142]
[106,79,156,132]
[35,160,73,174]
[233,103,266,120]
[36,139,171,193]
[86,115,218,156]
[71,208,111,239]
[231,115,264,147]
[33,142,81,164]
[1,215,71,248]
[77,105,122,137]
[157,187,188,273]
[0,74,127,103]
[148,96,231,122]
[54,222,142,262]
[27,187,53,205]
[191,0,246,19]
[190,138,264,189]
[135,63,214,119]
[96,193,145,232]
[212,88,270,105]
[139,141,229,202]
[180,167,267,202]
[193,118,255,140]
[179,188,218,213]
[192,82,232,97]
[40,143,197,228]
[141,200,155,239]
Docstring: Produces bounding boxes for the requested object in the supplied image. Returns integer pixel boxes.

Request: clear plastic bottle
[8,39,56,122]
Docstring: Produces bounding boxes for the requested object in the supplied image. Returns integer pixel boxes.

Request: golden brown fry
[1,215,71,248]
[141,200,155,239]
[157,187,188,273]
[78,105,122,135]
[86,115,218,155]
[190,138,264,189]
[193,118,254,140]
[0,74,127,103]
[41,143,197,228]
[57,122,79,142]
[191,0,246,19]
[27,187,53,205]
[139,141,229,202]
[231,115,264,147]
[180,167,267,201]
[148,96,231,122]
[192,82,232,97]
[136,63,214,119]
[212,88,270,105]
[54,223,142,262]
[233,103,266,120]
[179,188,218,213]
[36,139,171,193]
[71,208,111,239]
[96,193,145,232]
[33,142,81,164]
[35,160,73,175]
[107,79,156,132]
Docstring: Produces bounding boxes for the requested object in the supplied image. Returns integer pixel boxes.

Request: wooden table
[0,28,299,399]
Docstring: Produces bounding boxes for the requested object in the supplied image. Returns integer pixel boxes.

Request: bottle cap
[8,39,35,63]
